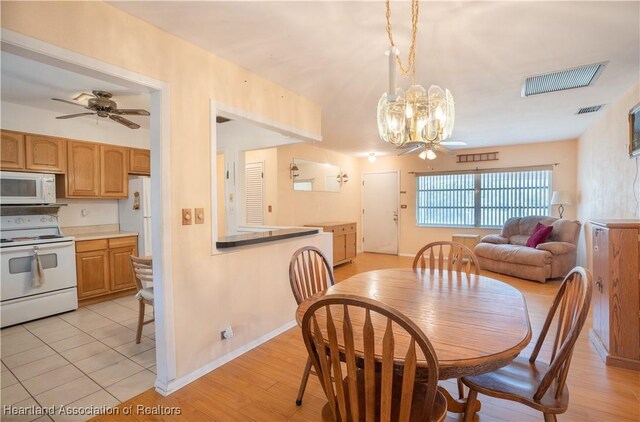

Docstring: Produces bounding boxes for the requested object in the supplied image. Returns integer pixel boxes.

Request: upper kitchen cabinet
[100,145,128,197]
[129,148,150,175]
[25,135,66,173]
[59,141,101,197]
[58,141,128,198]
[1,130,26,170]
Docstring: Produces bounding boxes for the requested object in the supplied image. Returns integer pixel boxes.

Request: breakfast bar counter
[216,227,320,249]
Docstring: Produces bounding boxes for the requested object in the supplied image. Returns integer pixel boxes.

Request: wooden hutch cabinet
[305,222,357,266]
[589,220,640,370]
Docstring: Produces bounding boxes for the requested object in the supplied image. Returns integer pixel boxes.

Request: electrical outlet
[182,208,192,225]
[195,208,205,224]
[220,326,234,340]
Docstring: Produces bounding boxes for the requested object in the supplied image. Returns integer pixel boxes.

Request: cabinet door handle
[595,277,603,292]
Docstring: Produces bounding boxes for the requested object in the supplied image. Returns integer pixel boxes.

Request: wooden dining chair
[301,294,447,422]
[462,267,593,422]
[412,241,481,277]
[413,240,480,398]
[289,246,336,406]
[130,256,154,344]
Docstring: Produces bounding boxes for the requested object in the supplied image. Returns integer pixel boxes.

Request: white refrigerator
[118,177,152,257]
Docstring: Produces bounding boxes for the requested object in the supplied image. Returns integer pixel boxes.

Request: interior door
[245,161,264,225]
[362,171,399,254]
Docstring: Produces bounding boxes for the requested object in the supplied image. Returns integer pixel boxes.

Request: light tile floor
[1,295,156,421]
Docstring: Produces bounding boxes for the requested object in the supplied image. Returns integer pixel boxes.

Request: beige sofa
[474,216,581,283]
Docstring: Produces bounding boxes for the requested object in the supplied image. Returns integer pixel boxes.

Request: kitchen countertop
[61,224,138,241]
[216,227,319,249]
[70,231,139,241]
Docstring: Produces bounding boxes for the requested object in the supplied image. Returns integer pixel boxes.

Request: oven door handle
[0,241,75,253]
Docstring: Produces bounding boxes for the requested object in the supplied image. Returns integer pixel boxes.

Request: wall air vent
[521,62,607,97]
[576,104,605,115]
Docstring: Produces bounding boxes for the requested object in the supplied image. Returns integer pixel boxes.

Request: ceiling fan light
[426,149,437,160]
[418,150,428,160]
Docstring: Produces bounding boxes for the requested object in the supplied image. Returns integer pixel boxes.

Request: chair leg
[543,413,558,422]
[296,357,312,406]
[457,378,465,399]
[136,300,145,344]
[463,389,478,422]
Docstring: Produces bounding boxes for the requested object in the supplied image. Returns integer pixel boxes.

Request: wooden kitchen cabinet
[61,141,101,197]
[108,237,138,292]
[58,141,128,199]
[1,130,25,170]
[25,135,66,173]
[305,222,357,266]
[75,236,138,304]
[76,239,110,299]
[129,148,151,175]
[100,145,128,197]
[589,220,640,370]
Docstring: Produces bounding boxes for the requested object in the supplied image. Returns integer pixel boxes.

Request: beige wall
[577,82,640,267]
[1,1,322,384]
[276,143,362,229]
[360,140,578,255]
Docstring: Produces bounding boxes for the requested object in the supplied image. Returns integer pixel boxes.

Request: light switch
[268,205,272,213]
[182,208,192,225]
[195,208,205,224]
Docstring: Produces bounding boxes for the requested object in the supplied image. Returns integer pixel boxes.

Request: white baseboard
[154,319,298,396]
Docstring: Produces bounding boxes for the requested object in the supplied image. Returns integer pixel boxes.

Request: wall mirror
[292,158,341,192]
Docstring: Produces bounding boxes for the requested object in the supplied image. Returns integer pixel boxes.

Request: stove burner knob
[49,217,56,222]
[41,217,48,222]
[15,218,24,224]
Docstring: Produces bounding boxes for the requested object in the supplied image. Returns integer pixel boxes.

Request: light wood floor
[94,253,640,421]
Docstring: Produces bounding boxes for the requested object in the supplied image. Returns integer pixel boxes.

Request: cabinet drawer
[335,223,356,234]
[108,236,137,248]
[76,239,108,252]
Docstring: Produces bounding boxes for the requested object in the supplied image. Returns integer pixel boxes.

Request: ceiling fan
[51,90,150,129]
[397,140,467,160]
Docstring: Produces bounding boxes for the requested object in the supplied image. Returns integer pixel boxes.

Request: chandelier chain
[385,0,419,79]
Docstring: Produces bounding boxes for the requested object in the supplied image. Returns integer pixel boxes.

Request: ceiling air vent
[521,62,607,97]
[576,104,605,115]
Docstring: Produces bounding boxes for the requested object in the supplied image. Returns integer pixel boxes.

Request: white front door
[362,171,399,254]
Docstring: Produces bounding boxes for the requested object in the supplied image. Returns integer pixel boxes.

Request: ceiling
[110,1,640,156]
[1,51,151,130]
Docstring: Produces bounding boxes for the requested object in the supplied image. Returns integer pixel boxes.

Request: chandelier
[376,0,455,155]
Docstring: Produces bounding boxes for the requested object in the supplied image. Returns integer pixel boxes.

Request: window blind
[416,167,552,227]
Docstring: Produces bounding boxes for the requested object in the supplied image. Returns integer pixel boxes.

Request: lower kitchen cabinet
[75,236,138,303]
[76,247,110,298]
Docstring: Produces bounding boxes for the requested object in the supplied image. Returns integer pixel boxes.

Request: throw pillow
[526,223,553,248]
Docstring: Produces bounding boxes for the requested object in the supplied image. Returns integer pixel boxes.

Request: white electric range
[0,214,78,328]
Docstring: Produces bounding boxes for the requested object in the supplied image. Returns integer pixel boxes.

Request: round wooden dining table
[296,268,532,413]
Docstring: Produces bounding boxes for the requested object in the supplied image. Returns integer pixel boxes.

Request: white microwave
[0,171,56,205]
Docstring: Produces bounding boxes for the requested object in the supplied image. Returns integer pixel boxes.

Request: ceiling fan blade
[440,141,467,146]
[109,114,140,129]
[55,112,96,119]
[397,144,424,156]
[115,109,150,116]
[51,98,92,110]
[434,144,455,156]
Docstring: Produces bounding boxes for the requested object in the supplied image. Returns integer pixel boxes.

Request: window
[416,167,552,227]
